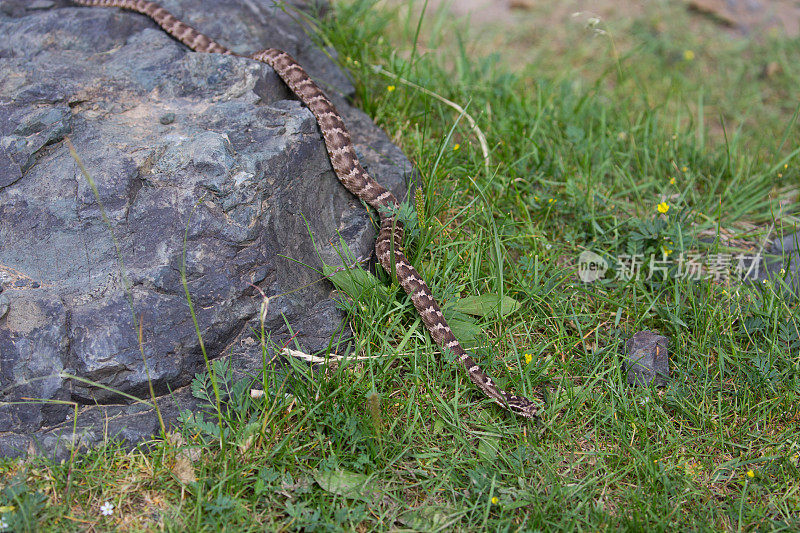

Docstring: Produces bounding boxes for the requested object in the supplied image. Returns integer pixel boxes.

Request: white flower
[0,516,8,531]
[100,501,115,516]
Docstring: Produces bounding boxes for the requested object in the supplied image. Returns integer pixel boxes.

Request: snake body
[71,0,541,419]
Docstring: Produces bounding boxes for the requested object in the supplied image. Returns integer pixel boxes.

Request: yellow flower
[681,166,688,172]
[524,353,533,365]
[669,177,676,185]
[386,85,396,92]
[683,50,695,61]
[662,246,672,256]
[747,470,755,478]
[453,143,460,151]
[657,202,670,214]
[491,496,499,505]
[548,198,556,204]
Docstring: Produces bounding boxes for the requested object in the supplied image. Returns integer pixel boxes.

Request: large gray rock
[0,0,411,458]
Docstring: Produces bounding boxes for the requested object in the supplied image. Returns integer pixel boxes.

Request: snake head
[508,402,540,419]
[508,397,542,419]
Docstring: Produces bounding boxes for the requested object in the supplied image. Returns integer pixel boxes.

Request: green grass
[2,0,799,530]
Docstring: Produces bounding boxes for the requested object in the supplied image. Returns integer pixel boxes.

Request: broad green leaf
[323,264,390,301]
[313,469,376,502]
[398,506,451,530]
[453,294,521,317]
[443,313,482,349]
[477,435,499,462]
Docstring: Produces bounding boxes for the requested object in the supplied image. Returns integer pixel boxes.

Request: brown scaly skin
[71,0,543,419]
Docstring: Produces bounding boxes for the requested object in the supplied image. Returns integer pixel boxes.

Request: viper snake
[71,0,542,419]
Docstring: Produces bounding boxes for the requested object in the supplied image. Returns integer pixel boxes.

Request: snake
[71,0,542,419]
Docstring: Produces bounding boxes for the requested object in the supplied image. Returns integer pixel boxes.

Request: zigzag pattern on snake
[71,0,542,419]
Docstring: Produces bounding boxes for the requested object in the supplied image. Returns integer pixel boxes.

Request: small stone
[508,0,534,11]
[762,61,781,79]
[27,1,55,10]
[757,230,800,297]
[159,112,176,125]
[623,331,670,387]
